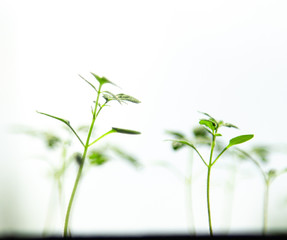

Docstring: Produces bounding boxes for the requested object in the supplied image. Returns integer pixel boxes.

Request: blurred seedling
[164,126,211,235]
[166,112,253,236]
[235,145,287,235]
[37,73,141,236]
[18,125,141,235]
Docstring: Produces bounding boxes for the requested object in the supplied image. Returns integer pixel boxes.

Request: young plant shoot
[165,126,210,235]
[167,112,253,236]
[37,73,141,236]
[234,146,287,235]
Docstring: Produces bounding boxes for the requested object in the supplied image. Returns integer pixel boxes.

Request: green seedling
[37,73,141,236]
[167,112,253,236]
[165,126,210,235]
[235,146,287,235]
[13,126,76,234]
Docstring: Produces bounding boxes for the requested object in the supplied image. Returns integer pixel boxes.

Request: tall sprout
[167,112,253,236]
[37,73,141,236]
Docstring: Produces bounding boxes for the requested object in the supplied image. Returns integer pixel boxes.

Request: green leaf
[90,72,117,86]
[165,130,186,139]
[116,93,141,104]
[199,119,216,132]
[112,127,141,135]
[251,145,270,163]
[192,126,208,138]
[88,150,109,166]
[37,111,70,125]
[44,133,61,149]
[215,133,222,137]
[198,112,216,122]
[37,111,85,147]
[268,169,276,178]
[172,141,185,151]
[222,122,239,129]
[103,91,122,104]
[166,139,195,149]
[227,134,254,148]
[79,74,98,92]
[111,146,141,168]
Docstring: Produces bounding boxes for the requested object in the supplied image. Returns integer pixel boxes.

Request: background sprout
[165,126,212,235]
[37,73,141,237]
[234,146,287,235]
[14,126,75,235]
[167,112,253,236]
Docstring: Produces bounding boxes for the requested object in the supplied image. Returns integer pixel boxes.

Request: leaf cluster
[166,112,254,167]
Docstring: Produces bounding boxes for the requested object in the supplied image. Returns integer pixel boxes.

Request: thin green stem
[207,166,213,236]
[185,150,196,235]
[193,147,208,167]
[207,134,216,236]
[211,147,228,167]
[63,84,103,237]
[96,102,107,117]
[68,125,85,147]
[263,178,270,235]
[88,129,115,147]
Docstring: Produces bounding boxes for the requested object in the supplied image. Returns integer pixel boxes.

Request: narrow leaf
[112,127,141,135]
[198,111,217,122]
[166,139,195,149]
[90,72,117,86]
[222,122,239,129]
[79,74,98,92]
[103,91,122,104]
[227,134,254,148]
[199,119,216,131]
[165,130,186,139]
[111,146,141,168]
[172,141,185,151]
[37,111,70,125]
[37,111,84,147]
[116,93,141,103]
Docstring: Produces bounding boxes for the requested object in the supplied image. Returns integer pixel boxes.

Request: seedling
[37,73,141,236]
[167,112,253,236]
[15,126,74,234]
[235,146,287,235]
[165,126,210,235]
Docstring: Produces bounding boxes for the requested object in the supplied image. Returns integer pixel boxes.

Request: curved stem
[263,178,270,235]
[63,84,102,236]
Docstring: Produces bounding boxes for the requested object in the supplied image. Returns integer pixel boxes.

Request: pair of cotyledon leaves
[168,112,253,152]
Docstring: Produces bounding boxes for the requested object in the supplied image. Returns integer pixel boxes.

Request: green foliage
[90,72,116,86]
[88,150,109,166]
[199,119,216,132]
[116,93,141,104]
[37,73,140,236]
[166,112,254,236]
[112,127,141,135]
[110,146,141,168]
[251,145,270,163]
[227,135,254,148]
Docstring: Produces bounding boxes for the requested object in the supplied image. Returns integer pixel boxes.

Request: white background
[1,0,287,236]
